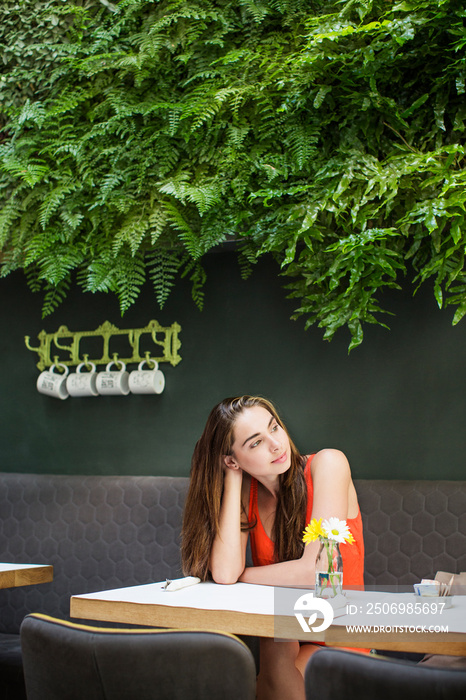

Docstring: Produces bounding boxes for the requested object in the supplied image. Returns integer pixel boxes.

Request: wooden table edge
[0,565,53,590]
[70,596,466,655]
[70,598,278,638]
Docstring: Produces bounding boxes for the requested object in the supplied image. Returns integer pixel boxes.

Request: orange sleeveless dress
[248,454,365,587]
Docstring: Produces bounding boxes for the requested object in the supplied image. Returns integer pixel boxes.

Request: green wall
[1,251,465,479]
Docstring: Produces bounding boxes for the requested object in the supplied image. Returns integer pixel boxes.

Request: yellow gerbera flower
[302,518,324,544]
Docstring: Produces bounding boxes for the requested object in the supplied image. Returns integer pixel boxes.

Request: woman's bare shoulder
[312,447,348,461]
[310,449,351,476]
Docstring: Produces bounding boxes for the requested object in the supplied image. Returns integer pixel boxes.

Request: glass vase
[315,539,343,598]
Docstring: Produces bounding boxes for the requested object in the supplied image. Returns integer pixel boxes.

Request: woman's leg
[295,642,323,676]
[257,638,304,700]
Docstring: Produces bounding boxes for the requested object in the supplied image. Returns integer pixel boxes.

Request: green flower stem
[321,538,341,596]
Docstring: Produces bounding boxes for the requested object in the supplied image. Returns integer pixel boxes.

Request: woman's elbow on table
[210,563,244,585]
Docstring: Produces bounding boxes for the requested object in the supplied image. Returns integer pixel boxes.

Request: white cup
[66,363,98,398]
[129,360,165,395]
[37,364,69,400]
[96,361,130,396]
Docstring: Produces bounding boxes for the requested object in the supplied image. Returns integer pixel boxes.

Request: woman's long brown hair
[181,395,307,580]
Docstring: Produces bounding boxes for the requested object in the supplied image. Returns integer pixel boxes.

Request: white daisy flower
[321,517,352,543]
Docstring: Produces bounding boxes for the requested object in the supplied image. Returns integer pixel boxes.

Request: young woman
[181,395,364,700]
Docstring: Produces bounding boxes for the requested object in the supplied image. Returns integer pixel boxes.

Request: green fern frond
[230,173,250,200]
[285,124,319,171]
[184,180,223,214]
[59,209,84,232]
[113,249,146,314]
[181,258,206,310]
[197,216,229,254]
[168,109,180,136]
[0,248,20,276]
[239,1,271,23]
[43,142,83,165]
[23,232,57,267]
[148,249,182,308]
[41,276,72,318]
[85,256,118,294]
[237,243,259,279]
[187,87,242,130]
[46,87,98,117]
[138,32,165,59]
[39,182,79,229]
[1,157,49,187]
[23,265,42,292]
[17,100,46,127]
[148,206,168,244]
[112,214,150,256]
[38,246,85,285]
[226,124,250,149]
[159,173,222,215]
[0,195,21,247]
[158,171,192,202]
[163,201,202,259]
[96,173,123,202]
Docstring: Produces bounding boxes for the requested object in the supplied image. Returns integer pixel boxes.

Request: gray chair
[20,614,257,700]
[304,647,466,700]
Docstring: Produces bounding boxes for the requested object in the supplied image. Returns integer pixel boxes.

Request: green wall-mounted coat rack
[25,320,181,371]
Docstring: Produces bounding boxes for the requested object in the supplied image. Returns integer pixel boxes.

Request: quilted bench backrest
[355,480,466,586]
[0,474,189,633]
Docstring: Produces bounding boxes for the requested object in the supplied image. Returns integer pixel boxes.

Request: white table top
[0,563,48,572]
[72,580,466,634]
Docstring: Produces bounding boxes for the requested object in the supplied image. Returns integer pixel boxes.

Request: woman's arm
[238,449,353,587]
[209,466,249,584]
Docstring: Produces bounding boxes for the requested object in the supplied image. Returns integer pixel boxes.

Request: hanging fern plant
[1,0,466,349]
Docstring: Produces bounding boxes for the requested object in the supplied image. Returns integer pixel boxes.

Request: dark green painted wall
[1,251,465,479]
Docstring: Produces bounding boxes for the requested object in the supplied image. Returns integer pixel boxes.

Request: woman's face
[226,405,291,478]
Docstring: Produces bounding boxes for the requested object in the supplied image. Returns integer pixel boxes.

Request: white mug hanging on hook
[66,362,99,398]
[96,360,130,396]
[37,363,69,400]
[129,359,165,395]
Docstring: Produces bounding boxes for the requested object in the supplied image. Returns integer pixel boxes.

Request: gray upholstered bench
[355,480,466,585]
[0,474,465,699]
[0,474,189,700]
